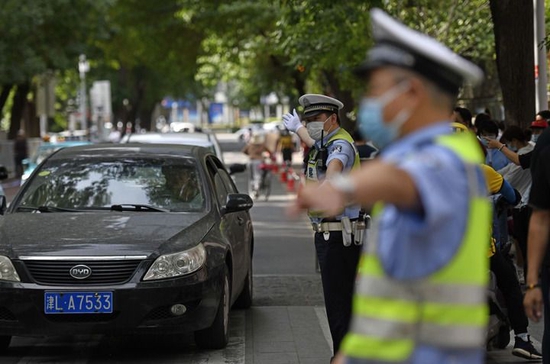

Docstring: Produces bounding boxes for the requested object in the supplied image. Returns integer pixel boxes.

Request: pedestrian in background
[529,117,548,144]
[523,126,550,364]
[478,118,510,170]
[291,8,490,364]
[351,130,378,162]
[276,127,295,169]
[452,106,474,130]
[242,133,271,198]
[497,126,534,280]
[485,112,549,169]
[283,94,363,361]
[13,129,28,180]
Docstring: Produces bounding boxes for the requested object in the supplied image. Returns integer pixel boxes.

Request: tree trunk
[8,82,30,140]
[490,0,535,128]
[323,70,355,133]
[291,70,306,105]
[0,84,13,118]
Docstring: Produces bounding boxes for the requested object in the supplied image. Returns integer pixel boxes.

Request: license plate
[44,292,113,314]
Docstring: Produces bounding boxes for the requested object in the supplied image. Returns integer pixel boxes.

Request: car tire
[233,254,253,309]
[194,265,230,350]
[0,335,11,351]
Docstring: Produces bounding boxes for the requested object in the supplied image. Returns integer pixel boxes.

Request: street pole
[78,54,90,133]
[534,0,548,112]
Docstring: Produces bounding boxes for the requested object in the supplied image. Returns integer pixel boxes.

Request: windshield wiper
[110,204,169,212]
[16,206,82,213]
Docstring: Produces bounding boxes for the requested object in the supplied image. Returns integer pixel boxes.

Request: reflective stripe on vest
[342,131,490,362]
[307,128,360,218]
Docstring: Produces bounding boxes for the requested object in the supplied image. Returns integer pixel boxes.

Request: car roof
[38,141,92,149]
[123,132,210,143]
[120,132,223,162]
[46,143,215,161]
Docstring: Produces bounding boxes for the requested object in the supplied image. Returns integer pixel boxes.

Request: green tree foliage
[0,0,513,135]
[0,0,112,137]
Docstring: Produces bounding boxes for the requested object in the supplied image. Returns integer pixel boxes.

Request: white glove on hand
[282,109,303,133]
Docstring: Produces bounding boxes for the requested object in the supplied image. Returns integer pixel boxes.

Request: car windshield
[32,146,61,165]
[14,156,206,212]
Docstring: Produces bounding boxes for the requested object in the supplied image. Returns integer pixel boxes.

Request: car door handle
[237,217,245,225]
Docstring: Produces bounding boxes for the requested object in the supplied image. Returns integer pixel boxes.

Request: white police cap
[355,8,484,95]
[299,94,344,118]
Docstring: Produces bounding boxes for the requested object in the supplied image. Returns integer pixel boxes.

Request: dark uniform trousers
[314,230,361,354]
[490,249,528,335]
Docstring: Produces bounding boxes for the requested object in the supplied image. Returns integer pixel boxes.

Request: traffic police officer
[283,94,363,358]
[291,8,490,364]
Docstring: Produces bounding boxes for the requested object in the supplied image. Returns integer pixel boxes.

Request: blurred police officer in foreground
[290,8,490,364]
[283,94,363,359]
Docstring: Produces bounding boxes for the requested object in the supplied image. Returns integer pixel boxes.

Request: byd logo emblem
[69,265,92,279]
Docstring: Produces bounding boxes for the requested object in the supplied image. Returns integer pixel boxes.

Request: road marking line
[314,306,333,350]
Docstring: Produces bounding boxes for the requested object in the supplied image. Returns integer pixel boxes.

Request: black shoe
[512,335,542,360]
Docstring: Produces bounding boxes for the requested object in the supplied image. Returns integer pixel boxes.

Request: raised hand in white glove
[282,109,303,133]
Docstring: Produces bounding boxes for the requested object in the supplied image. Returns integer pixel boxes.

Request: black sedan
[0,143,253,350]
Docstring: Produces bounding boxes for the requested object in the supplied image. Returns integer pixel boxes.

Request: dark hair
[501,125,529,143]
[524,128,533,141]
[474,113,491,128]
[454,107,472,127]
[352,129,365,142]
[476,118,499,136]
[536,110,550,121]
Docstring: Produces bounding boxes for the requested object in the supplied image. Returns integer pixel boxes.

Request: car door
[208,157,250,292]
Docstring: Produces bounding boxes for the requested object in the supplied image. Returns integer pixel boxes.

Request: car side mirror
[0,166,7,180]
[222,193,253,215]
[0,195,6,215]
[228,163,246,175]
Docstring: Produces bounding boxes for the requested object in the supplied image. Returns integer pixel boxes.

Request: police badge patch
[331,145,342,154]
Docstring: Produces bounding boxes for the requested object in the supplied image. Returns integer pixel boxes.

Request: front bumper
[0,265,224,337]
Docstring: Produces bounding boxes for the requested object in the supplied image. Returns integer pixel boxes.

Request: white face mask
[306,116,332,141]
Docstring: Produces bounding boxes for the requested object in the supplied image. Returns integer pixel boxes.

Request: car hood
[0,212,213,257]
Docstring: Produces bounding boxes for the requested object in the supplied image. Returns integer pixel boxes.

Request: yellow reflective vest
[306,128,360,218]
[342,131,491,362]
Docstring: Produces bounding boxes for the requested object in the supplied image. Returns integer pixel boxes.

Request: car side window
[206,158,229,208]
[209,157,238,194]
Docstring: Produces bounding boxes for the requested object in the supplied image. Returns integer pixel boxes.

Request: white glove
[282,109,303,133]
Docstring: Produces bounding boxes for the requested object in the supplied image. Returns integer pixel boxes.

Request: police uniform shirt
[375,122,486,280]
[311,127,361,222]
[369,122,487,364]
[486,148,510,171]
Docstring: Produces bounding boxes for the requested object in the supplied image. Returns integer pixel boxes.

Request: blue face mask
[506,143,517,152]
[531,134,540,143]
[358,83,411,149]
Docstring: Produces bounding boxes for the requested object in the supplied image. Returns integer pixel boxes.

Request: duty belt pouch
[341,217,352,247]
[354,215,370,245]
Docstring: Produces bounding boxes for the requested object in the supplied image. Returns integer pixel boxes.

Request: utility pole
[78,54,90,133]
[534,0,548,112]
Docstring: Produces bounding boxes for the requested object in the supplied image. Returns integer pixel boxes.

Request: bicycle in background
[249,152,276,201]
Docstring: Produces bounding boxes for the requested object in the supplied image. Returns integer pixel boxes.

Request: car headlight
[143,243,206,281]
[0,256,20,282]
